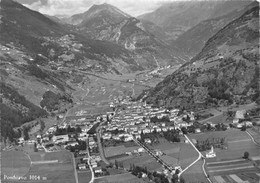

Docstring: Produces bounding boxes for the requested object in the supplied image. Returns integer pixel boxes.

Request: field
[72,75,149,105]
[147,138,198,169]
[206,159,260,183]
[1,151,31,179]
[93,172,145,183]
[1,150,76,183]
[189,129,260,160]
[187,128,260,183]
[182,160,209,183]
[67,104,112,117]
[104,145,139,158]
[78,171,92,183]
[110,152,163,172]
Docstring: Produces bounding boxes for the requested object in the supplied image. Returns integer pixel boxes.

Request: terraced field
[207,159,260,183]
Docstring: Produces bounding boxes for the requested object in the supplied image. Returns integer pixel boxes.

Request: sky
[16,0,177,17]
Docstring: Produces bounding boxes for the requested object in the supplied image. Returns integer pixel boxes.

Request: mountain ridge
[143,5,259,110]
[138,1,253,40]
[172,1,259,58]
[60,3,186,68]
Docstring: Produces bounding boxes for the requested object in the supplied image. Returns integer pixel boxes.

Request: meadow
[94,172,145,183]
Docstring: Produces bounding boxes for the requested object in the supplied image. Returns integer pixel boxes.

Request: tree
[76,126,82,133]
[67,125,73,133]
[171,174,179,183]
[243,151,249,159]
[114,160,119,169]
[24,127,30,141]
[39,119,45,133]
[241,125,246,131]
[34,142,38,152]
[181,127,188,135]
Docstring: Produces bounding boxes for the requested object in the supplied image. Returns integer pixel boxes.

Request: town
[6,95,259,183]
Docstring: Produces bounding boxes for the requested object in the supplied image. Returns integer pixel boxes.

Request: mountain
[62,3,130,26]
[0,0,152,135]
[143,5,259,110]
[63,3,186,68]
[138,1,253,40]
[172,1,259,58]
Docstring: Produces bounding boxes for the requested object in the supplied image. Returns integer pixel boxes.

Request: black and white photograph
[0,0,259,182]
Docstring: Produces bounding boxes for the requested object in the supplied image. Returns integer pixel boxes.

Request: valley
[0,0,259,183]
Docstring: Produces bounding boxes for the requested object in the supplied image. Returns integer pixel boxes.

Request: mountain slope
[172,1,259,58]
[65,4,186,68]
[138,1,252,40]
[144,5,259,110]
[0,0,151,134]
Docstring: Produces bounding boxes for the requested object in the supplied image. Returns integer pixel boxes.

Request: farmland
[187,128,260,183]
[181,160,209,183]
[104,145,139,158]
[206,159,260,183]
[78,171,92,183]
[146,138,199,169]
[189,129,260,160]
[1,149,76,183]
[1,151,31,180]
[111,152,163,172]
[93,172,145,183]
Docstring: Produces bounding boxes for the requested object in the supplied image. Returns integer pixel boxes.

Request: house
[78,163,87,170]
[162,127,168,132]
[93,167,102,174]
[143,128,151,134]
[233,118,239,124]
[79,150,88,155]
[195,128,201,133]
[138,148,145,153]
[18,137,24,144]
[144,138,151,144]
[91,160,97,168]
[67,141,79,147]
[235,110,246,119]
[155,149,163,156]
[135,134,141,139]
[53,134,69,144]
[155,127,162,132]
[112,135,120,140]
[125,151,132,155]
[124,135,133,142]
[244,121,253,127]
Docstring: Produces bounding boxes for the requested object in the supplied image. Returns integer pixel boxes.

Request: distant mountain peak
[87,3,131,18]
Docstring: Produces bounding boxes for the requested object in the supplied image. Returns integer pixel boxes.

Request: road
[133,138,175,173]
[71,152,79,183]
[131,83,135,97]
[246,130,260,147]
[96,126,110,165]
[182,135,212,183]
[87,140,95,183]
[75,69,152,88]
[95,108,118,165]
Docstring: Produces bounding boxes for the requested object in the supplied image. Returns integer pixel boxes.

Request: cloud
[21,0,176,17]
